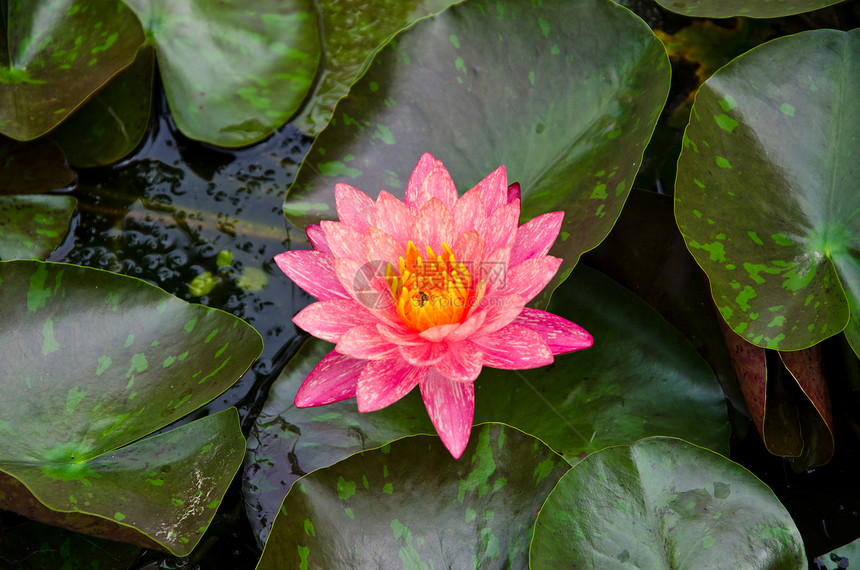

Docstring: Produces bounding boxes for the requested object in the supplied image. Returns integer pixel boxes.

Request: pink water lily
[275,153,592,458]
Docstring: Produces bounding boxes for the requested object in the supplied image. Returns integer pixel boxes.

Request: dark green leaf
[0,260,263,554]
[0,196,77,261]
[530,437,806,568]
[244,263,729,543]
[51,45,155,168]
[123,0,321,147]
[0,137,75,194]
[654,0,844,19]
[282,0,669,302]
[674,29,860,351]
[0,0,144,140]
[257,423,569,569]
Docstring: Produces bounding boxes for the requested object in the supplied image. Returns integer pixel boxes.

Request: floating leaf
[674,29,860,352]
[122,0,321,147]
[0,137,75,194]
[814,536,860,569]
[244,263,729,543]
[0,195,77,261]
[294,0,455,135]
[283,0,669,301]
[0,0,144,140]
[530,437,806,568]
[0,260,263,554]
[51,45,155,168]
[654,0,844,18]
[257,423,569,569]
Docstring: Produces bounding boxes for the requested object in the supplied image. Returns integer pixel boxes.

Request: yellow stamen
[386,240,473,332]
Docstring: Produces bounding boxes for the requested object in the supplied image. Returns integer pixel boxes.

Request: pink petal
[501,256,562,302]
[482,199,520,256]
[509,212,564,266]
[468,165,507,216]
[356,358,428,412]
[399,341,447,366]
[470,294,526,337]
[412,197,454,255]
[507,182,521,204]
[332,257,399,320]
[420,369,475,459]
[512,308,593,354]
[404,153,458,211]
[336,324,400,360]
[293,300,376,343]
[295,350,365,407]
[275,250,350,301]
[419,323,460,343]
[365,227,403,266]
[374,191,413,247]
[452,190,487,237]
[453,229,483,271]
[378,322,425,346]
[321,220,366,261]
[432,341,483,382]
[473,324,554,369]
[446,310,487,343]
[306,224,330,253]
[335,183,375,231]
[478,245,511,297]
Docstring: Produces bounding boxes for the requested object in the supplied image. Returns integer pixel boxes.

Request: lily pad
[530,437,806,568]
[0,137,76,194]
[244,263,729,544]
[814,536,860,569]
[654,0,844,19]
[0,260,263,554]
[294,0,455,135]
[50,45,155,168]
[122,0,321,147]
[282,0,670,301]
[0,0,145,140]
[674,29,860,352]
[0,195,77,261]
[257,423,569,569]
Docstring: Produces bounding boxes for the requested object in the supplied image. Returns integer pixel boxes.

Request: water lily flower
[275,153,592,458]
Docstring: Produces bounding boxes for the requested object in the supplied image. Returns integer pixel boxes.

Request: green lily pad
[293,0,455,135]
[244,263,729,544]
[674,29,860,352]
[0,409,244,556]
[530,437,806,568]
[654,0,844,19]
[0,260,263,554]
[282,0,669,301]
[257,423,569,569]
[50,45,155,168]
[0,195,77,261]
[122,0,321,147]
[814,536,860,569]
[0,0,145,141]
[0,137,76,194]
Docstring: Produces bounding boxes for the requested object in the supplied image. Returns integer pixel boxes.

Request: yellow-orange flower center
[386,241,472,332]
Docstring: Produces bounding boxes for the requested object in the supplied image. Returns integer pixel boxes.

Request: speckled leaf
[530,437,806,568]
[814,536,860,569]
[282,0,669,301]
[0,260,262,553]
[0,0,145,140]
[122,0,321,147]
[0,409,244,556]
[654,0,844,18]
[0,196,77,261]
[675,29,860,351]
[50,45,155,168]
[0,137,75,194]
[294,0,455,135]
[244,263,729,545]
[257,423,569,569]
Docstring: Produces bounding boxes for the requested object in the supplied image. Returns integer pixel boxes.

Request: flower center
[386,241,472,332]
